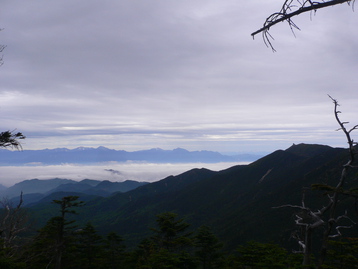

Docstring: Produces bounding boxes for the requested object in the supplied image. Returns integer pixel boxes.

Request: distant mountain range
[18,143,358,251]
[0,147,262,165]
[0,178,148,205]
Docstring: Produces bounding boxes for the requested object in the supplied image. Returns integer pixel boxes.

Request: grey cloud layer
[1,0,358,153]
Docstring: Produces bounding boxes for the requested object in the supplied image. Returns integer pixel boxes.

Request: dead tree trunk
[0,191,28,256]
[275,96,357,268]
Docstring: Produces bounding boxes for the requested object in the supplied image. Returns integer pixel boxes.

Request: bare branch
[0,192,29,255]
[349,125,358,133]
[329,213,356,238]
[252,0,354,51]
[0,28,6,66]
[275,97,357,267]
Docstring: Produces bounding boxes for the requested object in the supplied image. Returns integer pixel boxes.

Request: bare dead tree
[0,192,29,257]
[0,27,6,66]
[251,0,355,51]
[275,96,357,268]
[316,95,358,267]
[0,44,5,66]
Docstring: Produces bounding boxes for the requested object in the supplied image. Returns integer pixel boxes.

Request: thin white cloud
[0,162,242,187]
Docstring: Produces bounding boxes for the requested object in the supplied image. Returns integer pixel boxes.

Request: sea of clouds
[0,161,244,187]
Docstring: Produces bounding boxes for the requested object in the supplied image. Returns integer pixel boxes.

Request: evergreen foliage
[73,222,103,269]
[133,212,196,268]
[235,241,295,268]
[25,196,84,269]
[1,194,358,268]
[194,225,224,269]
[102,232,126,269]
[151,212,192,251]
[322,238,358,268]
[0,130,25,150]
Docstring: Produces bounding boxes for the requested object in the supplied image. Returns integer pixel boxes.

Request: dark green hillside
[6,178,148,207]
[153,144,351,249]
[28,168,217,238]
[95,179,148,193]
[1,178,74,198]
[77,168,218,242]
[27,191,102,229]
[27,144,358,252]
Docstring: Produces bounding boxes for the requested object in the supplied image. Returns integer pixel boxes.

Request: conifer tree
[0,131,25,150]
[151,212,192,252]
[323,238,358,268]
[194,225,224,269]
[27,196,84,269]
[102,232,126,269]
[236,241,290,269]
[135,212,195,269]
[74,222,103,269]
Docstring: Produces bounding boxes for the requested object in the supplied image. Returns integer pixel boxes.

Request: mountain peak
[148,148,164,151]
[50,148,70,152]
[173,148,188,152]
[0,146,259,165]
[97,146,111,150]
[73,146,91,151]
[285,143,334,158]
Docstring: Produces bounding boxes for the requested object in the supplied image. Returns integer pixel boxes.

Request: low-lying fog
[0,162,245,187]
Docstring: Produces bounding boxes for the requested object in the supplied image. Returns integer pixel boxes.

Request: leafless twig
[274,96,357,267]
[251,0,354,51]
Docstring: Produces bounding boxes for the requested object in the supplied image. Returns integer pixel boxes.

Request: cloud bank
[0,162,241,187]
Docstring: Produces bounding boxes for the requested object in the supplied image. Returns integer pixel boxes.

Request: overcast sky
[1,0,358,154]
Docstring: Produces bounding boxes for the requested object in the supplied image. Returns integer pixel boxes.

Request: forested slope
[29,143,357,251]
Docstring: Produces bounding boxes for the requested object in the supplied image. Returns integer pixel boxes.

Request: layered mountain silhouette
[0,178,148,205]
[0,147,261,165]
[13,144,358,251]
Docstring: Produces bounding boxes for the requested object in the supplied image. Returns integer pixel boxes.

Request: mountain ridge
[0,147,262,165]
[25,143,354,250]
[6,143,357,252]
[0,178,149,204]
